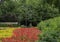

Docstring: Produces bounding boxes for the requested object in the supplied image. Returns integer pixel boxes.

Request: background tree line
[0,0,60,26]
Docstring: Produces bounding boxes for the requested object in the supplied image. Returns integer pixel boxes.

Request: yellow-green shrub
[37,17,60,42]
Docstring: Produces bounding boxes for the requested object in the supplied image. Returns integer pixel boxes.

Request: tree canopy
[0,0,60,26]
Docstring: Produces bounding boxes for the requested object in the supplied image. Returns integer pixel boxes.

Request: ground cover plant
[0,27,15,38]
[0,27,41,42]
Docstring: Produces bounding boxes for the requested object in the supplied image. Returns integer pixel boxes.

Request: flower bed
[0,28,15,38]
[0,27,41,42]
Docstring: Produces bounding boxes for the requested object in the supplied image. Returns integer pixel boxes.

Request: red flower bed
[2,27,41,42]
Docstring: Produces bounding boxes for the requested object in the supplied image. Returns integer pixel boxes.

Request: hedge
[37,17,60,42]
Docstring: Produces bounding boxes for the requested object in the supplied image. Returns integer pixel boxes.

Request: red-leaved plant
[2,27,41,42]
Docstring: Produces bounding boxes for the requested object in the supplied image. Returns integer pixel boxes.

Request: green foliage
[37,17,60,30]
[37,17,60,42]
[0,0,60,26]
[14,0,60,26]
[34,4,59,20]
[43,0,60,12]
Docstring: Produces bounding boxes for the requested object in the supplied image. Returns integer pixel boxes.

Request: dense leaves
[37,17,60,42]
[0,0,60,26]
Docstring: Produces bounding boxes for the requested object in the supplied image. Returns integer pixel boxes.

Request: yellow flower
[0,27,16,38]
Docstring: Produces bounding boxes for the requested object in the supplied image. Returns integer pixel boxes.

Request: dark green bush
[0,0,60,26]
[37,17,60,42]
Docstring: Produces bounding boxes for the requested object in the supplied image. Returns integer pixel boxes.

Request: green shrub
[37,17,60,30]
[37,17,60,42]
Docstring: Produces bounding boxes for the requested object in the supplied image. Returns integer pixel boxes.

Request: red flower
[2,27,41,42]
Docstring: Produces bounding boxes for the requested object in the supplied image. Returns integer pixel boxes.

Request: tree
[0,0,60,26]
